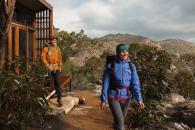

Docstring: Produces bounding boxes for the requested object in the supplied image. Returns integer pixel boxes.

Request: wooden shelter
[6,0,53,73]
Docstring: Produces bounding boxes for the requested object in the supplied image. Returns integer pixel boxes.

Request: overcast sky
[48,0,195,42]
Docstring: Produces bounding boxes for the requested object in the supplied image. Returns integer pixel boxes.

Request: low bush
[0,62,49,130]
[126,43,172,127]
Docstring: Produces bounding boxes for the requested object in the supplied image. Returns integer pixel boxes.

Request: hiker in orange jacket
[41,36,63,106]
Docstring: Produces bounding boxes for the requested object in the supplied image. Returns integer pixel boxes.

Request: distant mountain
[95,34,195,55]
[69,34,195,66]
[157,39,195,55]
[94,33,158,47]
[70,34,157,66]
[94,34,148,43]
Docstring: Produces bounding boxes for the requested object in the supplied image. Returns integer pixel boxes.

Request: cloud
[48,0,195,42]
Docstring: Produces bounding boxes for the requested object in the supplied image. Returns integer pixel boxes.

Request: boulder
[163,93,186,104]
[49,96,79,114]
[172,100,195,128]
[92,84,102,96]
[160,93,185,110]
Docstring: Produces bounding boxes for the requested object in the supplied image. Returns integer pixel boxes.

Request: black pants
[50,70,61,99]
[108,99,130,130]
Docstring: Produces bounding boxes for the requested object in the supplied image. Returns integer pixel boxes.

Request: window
[12,6,33,26]
[28,30,33,61]
[19,29,27,73]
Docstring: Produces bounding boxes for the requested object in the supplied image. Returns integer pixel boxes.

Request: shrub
[82,56,105,83]
[126,43,172,127]
[169,53,195,99]
[71,57,105,89]
[0,62,49,130]
[170,69,195,99]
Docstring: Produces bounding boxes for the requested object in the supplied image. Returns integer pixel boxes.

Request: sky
[48,0,195,42]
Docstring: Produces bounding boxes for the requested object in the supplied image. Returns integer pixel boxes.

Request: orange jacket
[41,46,62,70]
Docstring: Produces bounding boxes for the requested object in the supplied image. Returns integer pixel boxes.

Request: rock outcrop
[155,93,195,130]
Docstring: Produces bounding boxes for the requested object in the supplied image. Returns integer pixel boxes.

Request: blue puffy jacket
[100,58,143,103]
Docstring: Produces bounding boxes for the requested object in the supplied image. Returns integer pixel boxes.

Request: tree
[0,0,16,70]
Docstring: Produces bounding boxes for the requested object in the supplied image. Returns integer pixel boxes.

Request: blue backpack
[106,54,134,90]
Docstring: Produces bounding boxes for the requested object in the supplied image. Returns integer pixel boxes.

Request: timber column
[49,8,53,36]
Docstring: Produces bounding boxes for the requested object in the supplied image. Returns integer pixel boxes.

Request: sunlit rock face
[153,93,195,130]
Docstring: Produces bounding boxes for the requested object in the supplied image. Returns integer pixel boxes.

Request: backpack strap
[47,47,60,57]
[128,61,134,96]
[128,61,134,73]
[108,60,134,92]
[108,59,116,90]
[57,47,60,53]
[107,58,135,98]
[47,47,51,57]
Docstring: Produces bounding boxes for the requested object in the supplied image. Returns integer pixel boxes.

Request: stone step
[49,96,79,114]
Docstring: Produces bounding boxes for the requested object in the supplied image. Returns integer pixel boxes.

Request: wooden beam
[49,9,53,36]
[41,10,44,49]
[46,9,49,41]
[8,24,12,64]
[32,14,36,62]
[12,22,36,31]
[15,26,19,74]
[26,29,28,70]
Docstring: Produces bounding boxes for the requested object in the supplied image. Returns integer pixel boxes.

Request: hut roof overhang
[16,0,53,12]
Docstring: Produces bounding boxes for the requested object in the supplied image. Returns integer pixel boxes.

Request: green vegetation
[54,28,105,89]
[0,27,195,129]
[0,62,49,130]
[125,43,172,127]
[170,53,195,100]
[171,69,195,99]
[72,57,105,88]
[52,29,195,127]
[56,29,92,62]
[61,57,105,89]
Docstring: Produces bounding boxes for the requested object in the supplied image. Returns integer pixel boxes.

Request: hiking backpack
[106,54,134,91]
[46,47,60,57]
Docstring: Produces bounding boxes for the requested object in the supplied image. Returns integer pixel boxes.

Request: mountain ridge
[69,33,195,66]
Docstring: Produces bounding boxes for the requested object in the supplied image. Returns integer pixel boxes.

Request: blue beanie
[116,44,129,53]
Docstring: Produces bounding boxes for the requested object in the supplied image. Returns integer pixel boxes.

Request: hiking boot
[57,99,63,107]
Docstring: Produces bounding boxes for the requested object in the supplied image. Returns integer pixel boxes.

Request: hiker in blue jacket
[100,43,145,130]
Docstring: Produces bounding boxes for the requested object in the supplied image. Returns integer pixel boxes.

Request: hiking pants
[51,70,62,99]
[108,99,130,130]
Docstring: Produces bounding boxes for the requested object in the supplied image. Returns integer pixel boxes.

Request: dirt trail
[43,90,113,130]
[64,90,113,130]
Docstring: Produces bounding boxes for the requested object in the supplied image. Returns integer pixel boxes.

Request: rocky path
[33,89,195,130]
[64,90,113,130]
[43,90,113,130]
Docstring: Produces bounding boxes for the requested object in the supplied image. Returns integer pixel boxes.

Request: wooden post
[49,8,53,36]
[69,78,72,92]
[32,14,36,62]
[8,24,12,64]
[26,29,28,70]
[15,26,19,74]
